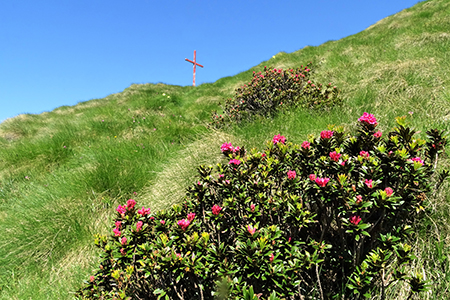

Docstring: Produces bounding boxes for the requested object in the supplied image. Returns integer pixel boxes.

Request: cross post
[185,50,204,86]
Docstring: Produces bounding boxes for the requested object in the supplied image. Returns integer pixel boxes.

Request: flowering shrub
[211,64,341,126]
[77,113,447,300]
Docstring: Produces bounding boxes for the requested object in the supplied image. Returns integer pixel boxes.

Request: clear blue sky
[0,0,422,122]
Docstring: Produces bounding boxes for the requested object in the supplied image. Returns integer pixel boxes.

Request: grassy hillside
[1,0,450,298]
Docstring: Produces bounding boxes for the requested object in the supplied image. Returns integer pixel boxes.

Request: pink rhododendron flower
[374,131,382,138]
[187,213,196,222]
[178,219,190,231]
[385,187,394,197]
[126,199,136,210]
[225,180,230,184]
[138,206,151,216]
[359,151,369,158]
[212,205,222,215]
[229,159,241,165]
[150,216,155,221]
[341,160,346,166]
[250,204,255,212]
[287,170,296,180]
[120,248,126,256]
[272,134,286,144]
[320,130,333,139]
[408,157,424,165]
[269,253,274,262]
[365,179,373,188]
[356,195,363,205]
[218,174,225,178]
[136,221,143,232]
[115,221,122,228]
[247,225,256,235]
[121,237,127,245]
[221,142,234,153]
[329,151,341,162]
[358,112,378,126]
[233,146,241,153]
[349,215,362,225]
[301,141,311,149]
[113,228,121,237]
[160,220,165,225]
[90,276,95,282]
[315,177,330,187]
[116,204,127,214]
[176,253,182,259]
[309,174,317,181]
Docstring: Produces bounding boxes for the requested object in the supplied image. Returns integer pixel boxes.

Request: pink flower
[349,215,362,225]
[218,174,225,178]
[187,213,196,222]
[359,151,369,158]
[385,187,393,197]
[301,141,311,149]
[250,204,255,212]
[233,146,241,153]
[138,206,151,216]
[358,112,378,126]
[365,179,373,188]
[115,221,122,228]
[121,237,127,245]
[329,151,341,162]
[136,221,143,232]
[150,216,155,221]
[315,177,330,187]
[373,131,382,138]
[356,195,363,205]
[90,276,95,282]
[113,228,121,237]
[116,205,127,214]
[229,159,241,165]
[212,205,222,215]
[178,219,190,231]
[320,130,333,139]
[269,253,274,262]
[272,134,286,144]
[341,160,346,166]
[120,248,126,256]
[408,157,424,165]
[287,170,296,180]
[221,142,234,153]
[176,253,182,259]
[309,174,317,181]
[225,180,230,184]
[126,199,136,210]
[160,220,165,225]
[247,225,256,235]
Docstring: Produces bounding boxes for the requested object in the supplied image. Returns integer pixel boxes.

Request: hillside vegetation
[0,0,450,298]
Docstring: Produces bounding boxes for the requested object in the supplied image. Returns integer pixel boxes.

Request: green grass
[1,0,450,298]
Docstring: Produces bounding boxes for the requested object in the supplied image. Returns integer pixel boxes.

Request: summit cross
[185,50,204,87]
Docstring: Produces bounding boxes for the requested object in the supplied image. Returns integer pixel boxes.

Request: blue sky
[0,0,422,122]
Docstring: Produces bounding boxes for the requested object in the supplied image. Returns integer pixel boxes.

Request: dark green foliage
[76,114,446,300]
[211,64,341,126]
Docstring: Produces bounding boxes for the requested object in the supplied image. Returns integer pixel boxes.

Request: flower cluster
[358,112,378,125]
[272,134,286,145]
[320,130,333,139]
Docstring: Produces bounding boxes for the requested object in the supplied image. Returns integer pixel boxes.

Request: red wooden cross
[185,50,204,87]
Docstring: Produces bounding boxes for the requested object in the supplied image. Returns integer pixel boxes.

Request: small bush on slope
[211,64,341,127]
[76,113,447,300]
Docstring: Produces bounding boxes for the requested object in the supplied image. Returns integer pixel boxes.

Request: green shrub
[211,64,341,126]
[76,113,447,300]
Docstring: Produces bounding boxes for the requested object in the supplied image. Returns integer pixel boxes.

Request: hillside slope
[1,0,450,298]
